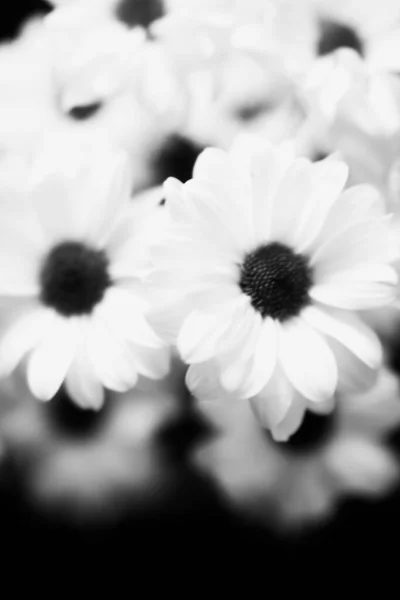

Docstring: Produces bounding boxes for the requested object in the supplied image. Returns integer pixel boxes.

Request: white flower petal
[302,305,382,369]
[279,318,337,403]
[312,185,385,252]
[329,337,378,394]
[193,147,233,184]
[250,143,294,244]
[164,177,193,222]
[310,281,395,309]
[270,395,306,442]
[178,299,244,363]
[85,152,132,246]
[0,306,55,378]
[27,315,78,401]
[86,316,139,392]
[294,159,348,253]
[318,263,398,287]
[244,317,278,398]
[131,344,171,380]
[65,325,105,410]
[268,158,313,246]
[31,171,78,243]
[311,217,395,277]
[249,363,293,430]
[0,219,42,296]
[186,361,229,402]
[219,358,252,394]
[98,287,164,349]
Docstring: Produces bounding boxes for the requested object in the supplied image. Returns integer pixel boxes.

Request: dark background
[0,0,398,589]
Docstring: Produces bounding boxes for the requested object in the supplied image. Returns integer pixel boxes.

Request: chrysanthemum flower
[154,136,398,436]
[0,142,169,408]
[193,367,400,528]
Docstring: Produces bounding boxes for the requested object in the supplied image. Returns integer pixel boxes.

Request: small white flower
[194,368,400,528]
[154,136,398,437]
[0,141,169,408]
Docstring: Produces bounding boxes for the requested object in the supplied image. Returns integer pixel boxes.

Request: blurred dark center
[239,242,313,321]
[68,102,102,121]
[116,0,165,29]
[235,100,274,122]
[317,19,365,56]
[151,134,205,186]
[40,241,111,316]
[280,410,335,453]
[46,387,108,439]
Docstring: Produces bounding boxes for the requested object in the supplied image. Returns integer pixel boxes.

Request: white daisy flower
[0,141,169,408]
[154,136,398,437]
[193,367,400,529]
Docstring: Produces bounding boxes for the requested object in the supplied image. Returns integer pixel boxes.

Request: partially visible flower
[153,136,397,438]
[299,13,400,204]
[0,140,169,408]
[45,8,147,112]
[154,0,317,76]
[0,15,185,193]
[193,368,400,529]
[45,3,187,127]
[0,366,183,521]
[315,0,400,73]
[183,50,306,150]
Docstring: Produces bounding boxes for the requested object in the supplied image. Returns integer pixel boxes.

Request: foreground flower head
[194,367,400,528]
[154,135,398,437]
[0,140,169,408]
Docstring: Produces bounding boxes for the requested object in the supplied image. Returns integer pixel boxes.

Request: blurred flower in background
[194,368,400,529]
[0,362,185,522]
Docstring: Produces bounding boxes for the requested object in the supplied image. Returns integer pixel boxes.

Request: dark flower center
[235,100,274,122]
[68,102,102,121]
[239,242,313,321]
[317,19,365,56]
[280,410,335,454]
[151,134,205,186]
[40,241,111,316]
[116,0,165,29]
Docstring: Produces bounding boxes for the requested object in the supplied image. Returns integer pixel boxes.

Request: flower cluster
[0,0,399,529]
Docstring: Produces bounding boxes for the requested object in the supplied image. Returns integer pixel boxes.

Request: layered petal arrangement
[0,0,399,533]
[0,142,169,408]
[154,138,398,438]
